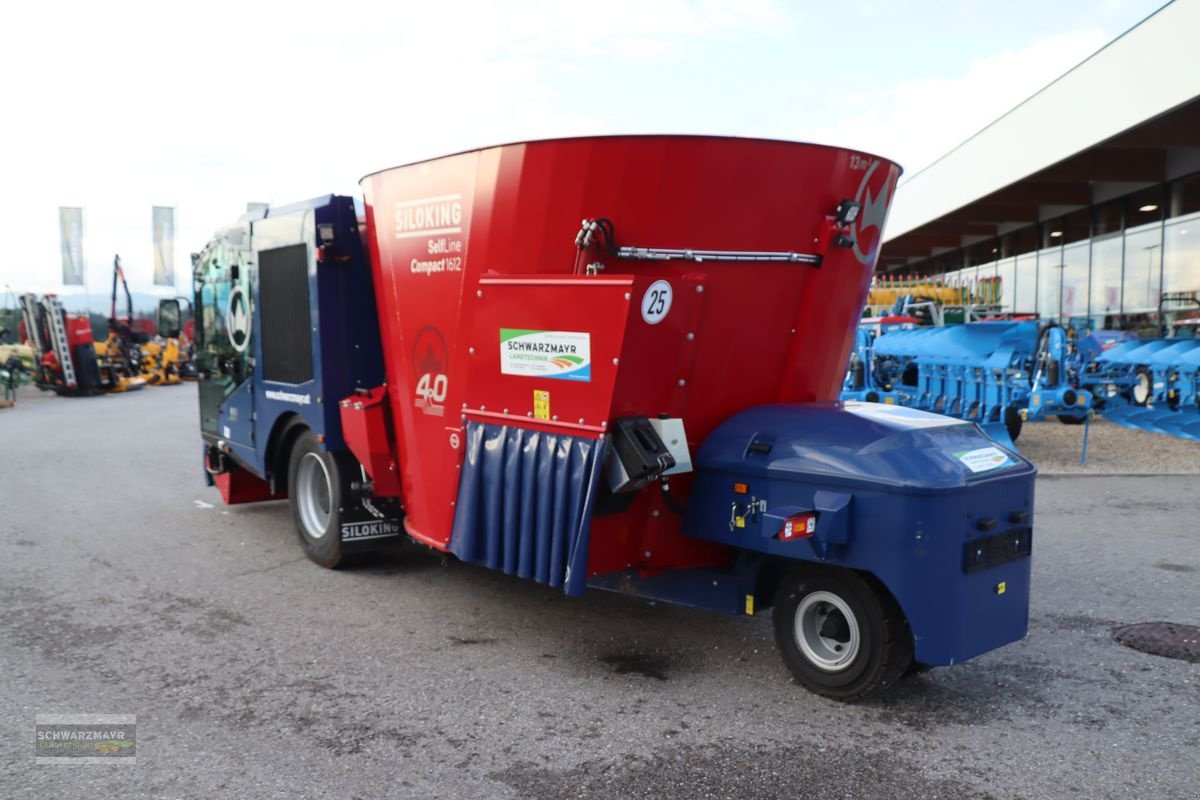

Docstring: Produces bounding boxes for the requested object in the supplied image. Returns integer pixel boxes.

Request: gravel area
[1017,416,1200,475]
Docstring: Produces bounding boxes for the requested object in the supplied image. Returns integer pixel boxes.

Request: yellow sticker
[744,595,755,615]
[734,516,745,529]
[884,397,895,404]
[533,389,550,420]
[995,581,1007,595]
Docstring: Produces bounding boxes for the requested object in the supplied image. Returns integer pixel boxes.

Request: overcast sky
[0,0,1168,304]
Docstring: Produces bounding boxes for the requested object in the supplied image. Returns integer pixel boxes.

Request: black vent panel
[259,243,313,384]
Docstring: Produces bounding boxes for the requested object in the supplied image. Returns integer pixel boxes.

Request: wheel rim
[1133,372,1150,405]
[296,453,332,539]
[794,591,860,672]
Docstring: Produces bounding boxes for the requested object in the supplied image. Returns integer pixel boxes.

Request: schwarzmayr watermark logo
[35,714,136,765]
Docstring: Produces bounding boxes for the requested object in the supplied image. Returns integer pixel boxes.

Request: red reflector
[779,514,816,540]
[733,482,749,495]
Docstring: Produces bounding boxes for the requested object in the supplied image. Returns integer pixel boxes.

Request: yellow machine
[139,337,185,385]
[91,336,148,392]
[0,342,35,371]
[865,275,1006,323]
[105,253,202,389]
[0,341,34,407]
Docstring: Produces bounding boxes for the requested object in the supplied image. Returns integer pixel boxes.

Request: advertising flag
[59,207,84,286]
[153,206,175,286]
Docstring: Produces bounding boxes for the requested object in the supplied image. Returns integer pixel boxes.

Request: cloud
[0,0,793,296]
[795,28,1111,177]
[0,2,1134,300]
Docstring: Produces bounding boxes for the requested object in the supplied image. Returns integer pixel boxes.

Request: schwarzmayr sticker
[499,329,591,382]
[955,447,1013,473]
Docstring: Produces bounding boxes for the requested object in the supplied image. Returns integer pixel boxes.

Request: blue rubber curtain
[449,422,604,597]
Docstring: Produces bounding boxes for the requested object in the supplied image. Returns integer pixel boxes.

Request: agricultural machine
[194,136,1036,699]
[1078,292,1200,440]
[842,314,1091,447]
[14,257,197,397]
[106,255,195,386]
[0,304,34,405]
[0,336,31,407]
[17,293,145,395]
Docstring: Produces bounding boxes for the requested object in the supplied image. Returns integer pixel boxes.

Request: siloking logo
[340,520,402,541]
[849,158,898,267]
[394,194,463,239]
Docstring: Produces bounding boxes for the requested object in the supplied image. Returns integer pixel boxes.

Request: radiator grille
[259,243,313,384]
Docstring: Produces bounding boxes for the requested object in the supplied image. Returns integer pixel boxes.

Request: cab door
[195,238,256,457]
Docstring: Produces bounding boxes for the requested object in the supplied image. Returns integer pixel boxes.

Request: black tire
[1004,406,1023,442]
[286,429,348,569]
[772,566,913,701]
[903,661,934,678]
[1056,414,1086,425]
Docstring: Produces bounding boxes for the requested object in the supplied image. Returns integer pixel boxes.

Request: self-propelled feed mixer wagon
[193,135,1035,699]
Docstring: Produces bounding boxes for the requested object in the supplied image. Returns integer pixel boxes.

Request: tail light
[779,513,816,540]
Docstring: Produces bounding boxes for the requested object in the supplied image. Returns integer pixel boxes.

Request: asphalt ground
[1,384,1197,799]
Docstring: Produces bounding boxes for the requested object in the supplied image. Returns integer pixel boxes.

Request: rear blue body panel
[680,402,1035,666]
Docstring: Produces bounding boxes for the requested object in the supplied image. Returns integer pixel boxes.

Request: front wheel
[772,567,913,701]
[287,430,348,568]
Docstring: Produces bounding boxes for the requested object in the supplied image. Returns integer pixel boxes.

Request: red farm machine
[17,292,144,395]
[193,136,1036,699]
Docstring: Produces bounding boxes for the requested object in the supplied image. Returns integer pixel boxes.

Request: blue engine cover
[684,401,1037,666]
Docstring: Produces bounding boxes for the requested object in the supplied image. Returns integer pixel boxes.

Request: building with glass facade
[881,1,1200,336]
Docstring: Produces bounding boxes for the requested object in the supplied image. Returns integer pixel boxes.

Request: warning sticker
[533,389,550,420]
[500,329,591,382]
[955,447,1013,473]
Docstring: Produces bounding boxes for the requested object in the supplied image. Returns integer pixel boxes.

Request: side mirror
[157,299,182,339]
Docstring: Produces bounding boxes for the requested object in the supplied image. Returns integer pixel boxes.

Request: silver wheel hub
[794,591,861,672]
[296,453,332,539]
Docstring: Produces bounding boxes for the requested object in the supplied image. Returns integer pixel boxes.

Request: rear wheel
[1057,414,1086,425]
[287,430,347,568]
[772,567,912,701]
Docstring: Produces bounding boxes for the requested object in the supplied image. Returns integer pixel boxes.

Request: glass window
[1015,253,1037,314]
[1090,233,1123,329]
[977,255,999,306]
[1060,241,1089,323]
[944,267,965,304]
[996,256,1016,313]
[1163,211,1200,298]
[958,263,977,303]
[1038,244,1063,321]
[1013,226,1038,315]
[1123,222,1163,333]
